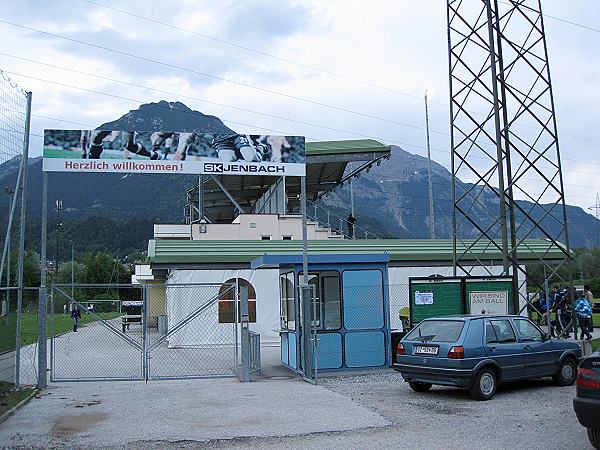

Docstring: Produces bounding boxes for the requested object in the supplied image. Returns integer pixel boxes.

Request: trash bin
[157,315,167,334]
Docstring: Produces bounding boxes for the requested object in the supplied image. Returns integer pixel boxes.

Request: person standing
[575,292,593,340]
[546,289,572,338]
[584,285,594,303]
[346,213,356,239]
[584,284,595,332]
[71,307,81,332]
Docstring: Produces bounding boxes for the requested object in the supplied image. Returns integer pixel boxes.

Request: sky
[0,0,599,212]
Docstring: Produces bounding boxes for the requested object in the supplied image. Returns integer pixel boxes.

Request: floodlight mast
[446,0,573,316]
[588,193,600,248]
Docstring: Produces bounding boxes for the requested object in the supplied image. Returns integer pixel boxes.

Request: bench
[121,315,142,333]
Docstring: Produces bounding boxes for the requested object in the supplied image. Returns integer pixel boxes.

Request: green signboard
[410,278,463,324]
[409,276,515,326]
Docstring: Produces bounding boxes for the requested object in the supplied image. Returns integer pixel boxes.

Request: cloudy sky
[0,0,598,212]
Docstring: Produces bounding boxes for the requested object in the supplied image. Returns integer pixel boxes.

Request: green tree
[81,251,130,284]
[55,261,87,285]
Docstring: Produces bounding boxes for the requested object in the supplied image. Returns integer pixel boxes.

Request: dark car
[573,350,600,449]
[393,315,582,400]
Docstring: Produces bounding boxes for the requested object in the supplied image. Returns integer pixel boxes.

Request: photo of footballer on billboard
[43,130,306,176]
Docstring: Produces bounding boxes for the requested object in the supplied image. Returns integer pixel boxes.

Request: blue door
[512,318,557,377]
[342,269,387,368]
[484,319,524,380]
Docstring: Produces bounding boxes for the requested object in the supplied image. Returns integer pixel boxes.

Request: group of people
[531,285,595,340]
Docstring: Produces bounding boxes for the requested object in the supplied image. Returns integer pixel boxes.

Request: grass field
[0,381,13,395]
[0,386,36,417]
[0,312,121,353]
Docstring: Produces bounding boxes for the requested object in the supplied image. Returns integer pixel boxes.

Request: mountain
[98,100,235,133]
[319,145,599,247]
[0,100,598,258]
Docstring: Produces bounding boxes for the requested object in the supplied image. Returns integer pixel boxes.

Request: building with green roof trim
[148,238,564,268]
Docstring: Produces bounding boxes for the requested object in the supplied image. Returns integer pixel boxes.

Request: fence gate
[49,283,239,382]
[50,284,144,382]
[145,283,238,380]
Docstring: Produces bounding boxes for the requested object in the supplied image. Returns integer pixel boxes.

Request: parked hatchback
[393,315,582,400]
[573,350,600,449]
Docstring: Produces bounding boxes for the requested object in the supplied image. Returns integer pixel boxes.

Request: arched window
[218,278,257,323]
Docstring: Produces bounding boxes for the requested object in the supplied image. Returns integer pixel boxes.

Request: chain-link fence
[0,70,28,170]
[389,284,410,331]
[0,70,31,390]
[147,283,237,380]
[46,283,239,382]
[50,285,144,381]
[0,287,39,387]
[0,288,17,385]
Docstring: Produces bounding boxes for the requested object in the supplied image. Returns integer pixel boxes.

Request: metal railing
[248,331,261,374]
[290,199,380,240]
[306,199,380,240]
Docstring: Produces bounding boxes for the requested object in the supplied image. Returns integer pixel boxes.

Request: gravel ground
[125,370,592,450]
[0,369,593,449]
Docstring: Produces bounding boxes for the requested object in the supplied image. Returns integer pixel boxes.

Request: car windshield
[405,320,465,343]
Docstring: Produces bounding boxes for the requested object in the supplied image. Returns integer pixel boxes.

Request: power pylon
[447,0,573,313]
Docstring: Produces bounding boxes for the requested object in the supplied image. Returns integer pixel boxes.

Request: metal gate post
[234,281,239,372]
[37,171,48,389]
[312,285,318,385]
[240,285,249,382]
[49,285,54,382]
[143,284,149,382]
[300,284,316,384]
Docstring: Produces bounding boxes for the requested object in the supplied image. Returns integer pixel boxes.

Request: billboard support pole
[300,176,308,284]
[38,171,48,389]
[240,286,249,382]
[15,91,31,389]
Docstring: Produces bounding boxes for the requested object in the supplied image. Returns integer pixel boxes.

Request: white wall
[167,269,281,346]
[188,214,333,240]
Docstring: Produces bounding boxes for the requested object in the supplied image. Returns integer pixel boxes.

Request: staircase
[306,200,380,240]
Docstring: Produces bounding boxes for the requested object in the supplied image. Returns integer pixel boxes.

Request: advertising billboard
[43,130,305,176]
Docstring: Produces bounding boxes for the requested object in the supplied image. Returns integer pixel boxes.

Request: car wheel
[470,367,497,401]
[408,381,432,392]
[588,428,600,450]
[552,358,576,386]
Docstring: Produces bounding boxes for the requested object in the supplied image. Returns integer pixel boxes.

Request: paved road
[0,375,387,449]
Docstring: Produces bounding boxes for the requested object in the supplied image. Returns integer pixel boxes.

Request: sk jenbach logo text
[203,162,285,174]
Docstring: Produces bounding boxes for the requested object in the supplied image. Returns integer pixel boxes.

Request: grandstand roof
[199,139,390,222]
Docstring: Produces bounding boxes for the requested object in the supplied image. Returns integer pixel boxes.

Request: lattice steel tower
[447,0,572,311]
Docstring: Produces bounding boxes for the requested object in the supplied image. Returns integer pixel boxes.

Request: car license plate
[414,345,438,355]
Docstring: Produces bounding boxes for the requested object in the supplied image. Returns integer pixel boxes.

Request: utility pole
[425,90,435,239]
[588,193,600,248]
[70,240,74,302]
